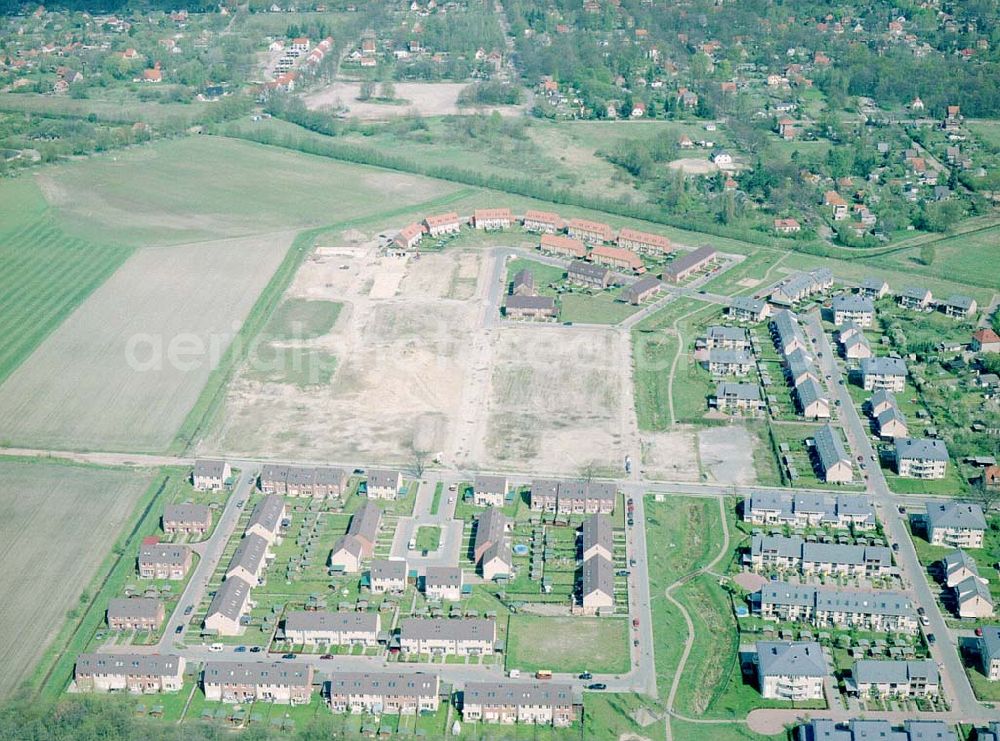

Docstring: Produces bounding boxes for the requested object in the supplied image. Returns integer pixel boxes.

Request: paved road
[801,309,983,718]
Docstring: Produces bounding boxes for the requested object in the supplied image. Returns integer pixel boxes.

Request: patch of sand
[698,425,756,485]
[737,277,761,288]
[667,157,718,175]
[639,427,701,482]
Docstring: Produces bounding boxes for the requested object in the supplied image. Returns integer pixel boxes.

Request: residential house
[824,191,849,220]
[621,277,662,305]
[330,502,382,572]
[107,598,164,632]
[972,329,1000,354]
[472,208,512,230]
[748,535,891,578]
[978,627,1000,680]
[705,349,754,377]
[74,653,185,694]
[755,641,826,700]
[943,549,981,588]
[366,469,402,499]
[832,295,875,327]
[566,260,612,289]
[395,223,423,250]
[770,310,809,356]
[462,682,575,726]
[744,492,876,530]
[474,508,512,580]
[796,378,831,420]
[870,389,898,417]
[326,671,440,715]
[798,720,956,741]
[704,326,749,350]
[771,270,834,306]
[713,382,764,414]
[858,277,890,299]
[663,246,717,283]
[926,501,986,548]
[424,566,463,601]
[423,212,461,237]
[898,286,932,310]
[895,438,949,480]
[369,559,407,594]
[522,210,564,234]
[876,406,908,439]
[849,660,939,697]
[841,332,872,360]
[399,618,495,656]
[813,424,853,483]
[539,234,586,259]
[473,475,509,507]
[617,228,672,256]
[529,480,560,512]
[860,357,907,392]
[204,576,253,636]
[941,295,977,318]
[202,661,314,705]
[774,218,801,234]
[481,540,513,581]
[283,611,380,646]
[566,218,614,244]
[955,576,994,619]
[512,270,535,296]
[581,514,614,562]
[590,245,643,273]
[729,296,769,323]
[193,459,230,491]
[580,554,614,614]
[712,149,735,169]
[163,504,211,536]
[226,532,271,586]
[138,544,191,580]
[757,583,918,634]
[555,481,617,515]
[260,465,289,494]
[504,295,557,321]
[246,495,286,545]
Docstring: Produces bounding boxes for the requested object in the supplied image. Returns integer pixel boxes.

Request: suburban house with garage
[754,641,826,700]
[74,653,185,694]
[566,260,612,289]
[399,618,496,656]
[895,438,949,479]
[204,575,253,636]
[193,459,230,491]
[283,611,380,646]
[366,469,403,499]
[138,543,192,580]
[326,671,440,715]
[472,208,512,230]
[713,382,764,415]
[461,682,576,726]
[617,227,672,255]
[663,245,717,283]
[107,598,165,632]
[330,502,382,573]
[812,424,853,483]
[246,495,286,545]
[832,295,875,327]
[424,566,463,601]
[860,357,907,392]
[369,558,408,594]
[848,660,939,698]
[202,661,314,705]
[926,501,986,548]
[423,212,461,236]
[539,234,587,259]
[522,210,564,233]
[567,218,614,244]
[473,475,509,507]
[163,503,212,536]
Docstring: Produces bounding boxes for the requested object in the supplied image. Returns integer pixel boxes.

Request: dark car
[588,683,607,690]
[282,653,296,659]
[174,625,184,634]
[917,606,925,616]
[926,633,936,644]
[250,647,262,653]
[892,543,899,552]
[321,654,334,660]
[633,639,639,647]
[579,672,593,680]
[234,646,246,653]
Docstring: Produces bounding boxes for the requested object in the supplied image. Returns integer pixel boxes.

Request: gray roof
[787,348,816,380]
[567,260,611,280]
[582,513,614,556]
[772,272,820,303]
[327,671,438,699]
[107,597,162,620]
[582,553,614,600]
[194,459,227,478]
[860,277,888,292]
[796,378,828,411]
[861,356,907,378]
[665,245,716,277]
[759,582,816,608]
[895,437,949,463]
[943,294,974,310]
[314,467,347,486]
[531,479,560,500]
[877,406,907,430]
[843,333,870,353]
[558,481,616,502]
[261,464,288,484]
[979,627,1000,664]
[803,543,891,569]
[400,618,495,642]
[901,285,930,300]
[871,389,897,410]
[837,321,863,340]
[474,507,507,558]
[474,475,508,495]
[332,534,364,559]
[748,493,874,525]
[138,543,189,567]
[853,660,938,686]
[814,424,851,473]
[203,660,312,687]
[206,576,252,622]
[751,534,804,560]
[761,583,915,618]
[942,549,978,577]
[512,269,534,293]
[505,294,556,311]
[367,469,401,491]
[425,566,462,588]
[247,495,284,535]
[370,558,407,581]
[708,348,752,365]
[163,503,211,525]
[955,575,993,606]
[832,295,875,314]
[623,276,663,301]
[716,382,761,401]
[755,641,826,678]
[284,611,378,633]
[76,653,182,678]
[482,539,512,568]
[730,296,765,314]
[707,325,748,343]
[771,309,807,354]
[228,533,269,576]
[347,502,382,543]
[286,466,315,488]
[464,681,574,708]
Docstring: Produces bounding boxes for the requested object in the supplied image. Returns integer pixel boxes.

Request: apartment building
[755,641,826,700]
[713,382,764,414]
[849,660,939,697]
[832,295,875,327]
[757,582,918,634]
[895,438,949,480]
[138,543,192,580]
[860,357,907,392]
[744,492,876,530]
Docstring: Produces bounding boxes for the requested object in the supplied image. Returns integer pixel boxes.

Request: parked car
[926,633,936,644]
[892,543,899,552]
[579,672,592,680]
[209,643,224,652]
[633,639,640,647]
[632,618,640,628]
[629,558,636,567]
[282,653,296,659]
[321,654,334,660]
[917,606,925,615]
[174,625,183,634]
[234,646,246,653]
[250,647,262,653]
[184,605,193,616]
[588,683,607,690]
[976,627,984,637]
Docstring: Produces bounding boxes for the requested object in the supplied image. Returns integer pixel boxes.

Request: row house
[566,218,614,244]
[770,310,809,357]
[941,294,977,318]
[370,558,407,594]
[203,661,314,705]
[204,575,253,636]
[795,377,830,420]
[472,208,513,230]
[425,566,463,601]
[462,682,575,727]
[955,575,994,619]
[366,469,403,499]
[841,330,872,360]
[395,222,423,250]
[246,495,286,545]
[504,295,557,320]
[326,671,439,715]
[713,382,763,415]
[663,246,717,283]
[744,492,876,530]
[549,481,616,515]
[705,349,754,377]
[832,295,875,327]
[259,465,347,498]
[162,503,211,536]
[876,406,908,439]
[193,459,230,491]
[283,611,380,646]
[898,286,932,310]
[539,234,587,259]
[330,502,382,573]
[423,212,461,237]
[566,260,612,289]
[522,210,564,234]
[590,245,644,273]
[138,543,191,581]
[813,424,853,483]
[978,627,1000,681]
[580,551,614,615]
[75,653,185,694]
[107,598,165,632]
[770,269,834,307]
[895,438,948,480]
[399,618,495,656]
[799,720,956,741]
[621,277,663,305]
[703,326,749,350]
[473,475,509,507]
[849,660,939,698]
[473,508,512,581]
[757,582,918,634]
[857,277,890,300]
[617,227,672,256]
[226,532,271,586]
[728,296,769,323]
[747,535,891,578]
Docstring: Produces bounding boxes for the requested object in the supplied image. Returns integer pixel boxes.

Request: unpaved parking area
[698,424,755,485]
[639,427,701,482]
[304,81,525,119]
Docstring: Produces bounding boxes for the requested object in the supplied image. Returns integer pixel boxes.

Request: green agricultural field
[505,615,630,675]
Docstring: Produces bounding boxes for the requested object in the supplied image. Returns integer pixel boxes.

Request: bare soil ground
[0,460,151,697]
[697,425,755,485]
[477,325,629,476]
[200,239,486,464]
[639,427,701,482]
[0,233,292,451]
[304,81,525,120]
[667,157,718,175]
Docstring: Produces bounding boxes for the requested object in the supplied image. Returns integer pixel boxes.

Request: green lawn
[505,615,630,675]
[430,482,443,516]
[560,291,639,325]
[414,525,441,552]
[505,257,567,290]
[264,299,343,340]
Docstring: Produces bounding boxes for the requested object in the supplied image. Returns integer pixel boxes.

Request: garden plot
[0,233,292,452]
